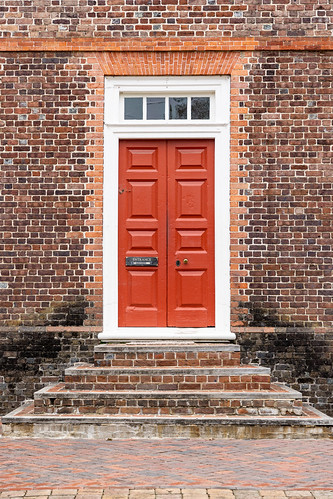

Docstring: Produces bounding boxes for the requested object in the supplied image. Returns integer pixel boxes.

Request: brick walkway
[0,490,333,499]
[0,439,332,496]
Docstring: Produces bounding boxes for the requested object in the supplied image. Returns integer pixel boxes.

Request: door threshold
[98,328,236,341]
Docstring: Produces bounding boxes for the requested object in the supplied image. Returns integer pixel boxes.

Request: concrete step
[64,364,272,391]
[94,342,241,368]
[3,401,333,439]
[33,383,303,417]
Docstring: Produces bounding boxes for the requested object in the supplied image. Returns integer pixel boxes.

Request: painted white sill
[98,328,236,341]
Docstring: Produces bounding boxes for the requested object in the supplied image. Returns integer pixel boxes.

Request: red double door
[118,139,215,327]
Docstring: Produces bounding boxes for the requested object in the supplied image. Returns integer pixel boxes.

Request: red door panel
[167,140,215,327]
[128,181,158,219]
[118,139,215,327]
[126,269,159,322]
[118,140,167,326]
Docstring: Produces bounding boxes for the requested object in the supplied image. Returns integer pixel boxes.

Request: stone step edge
[2,401,332,427]
[95,343,240,353]
[34,383,302,400]
[65,364,270,376]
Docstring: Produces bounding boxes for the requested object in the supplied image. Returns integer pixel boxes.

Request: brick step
[64,364,271,391]
[94,342,241,368]
[5,341,333,440]
[33,383,303,417]
[3,401,333,440]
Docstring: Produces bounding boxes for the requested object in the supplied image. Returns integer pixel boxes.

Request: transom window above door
[123,95,211,121]
[105,76,229,127]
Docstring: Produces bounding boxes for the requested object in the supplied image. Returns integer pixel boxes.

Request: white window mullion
[143,97,147,121]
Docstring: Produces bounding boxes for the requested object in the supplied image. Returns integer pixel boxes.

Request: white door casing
[100,76,235,340]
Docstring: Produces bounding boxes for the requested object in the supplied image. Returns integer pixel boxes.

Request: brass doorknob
[183,258,189,264]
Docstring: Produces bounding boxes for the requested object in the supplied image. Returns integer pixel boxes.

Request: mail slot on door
[126,257,158,267]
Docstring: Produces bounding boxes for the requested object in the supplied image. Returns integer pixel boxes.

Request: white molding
[101,76,235,341]
[98,329,235,341]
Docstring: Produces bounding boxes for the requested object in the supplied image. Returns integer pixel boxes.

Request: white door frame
[99,76,235,341]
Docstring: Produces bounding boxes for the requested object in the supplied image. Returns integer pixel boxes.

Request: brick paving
[0,490,333,499]
[0,439,333,495]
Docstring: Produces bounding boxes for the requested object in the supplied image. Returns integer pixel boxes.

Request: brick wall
[238,330,333,417]
[1,327,332,417]
[0,327,98,415]
[0,52,104,327]
[0,0,332,39]
[231,51,333,328]
[0,2,332,417]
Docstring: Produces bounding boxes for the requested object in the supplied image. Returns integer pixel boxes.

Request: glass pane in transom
[124,97,143,120]
[147,97,165,120]
[169,97,187,120]
[191,97,210,120]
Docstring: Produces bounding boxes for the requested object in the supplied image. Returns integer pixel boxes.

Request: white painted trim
[98,329,234,341]
[101,76,235,341]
